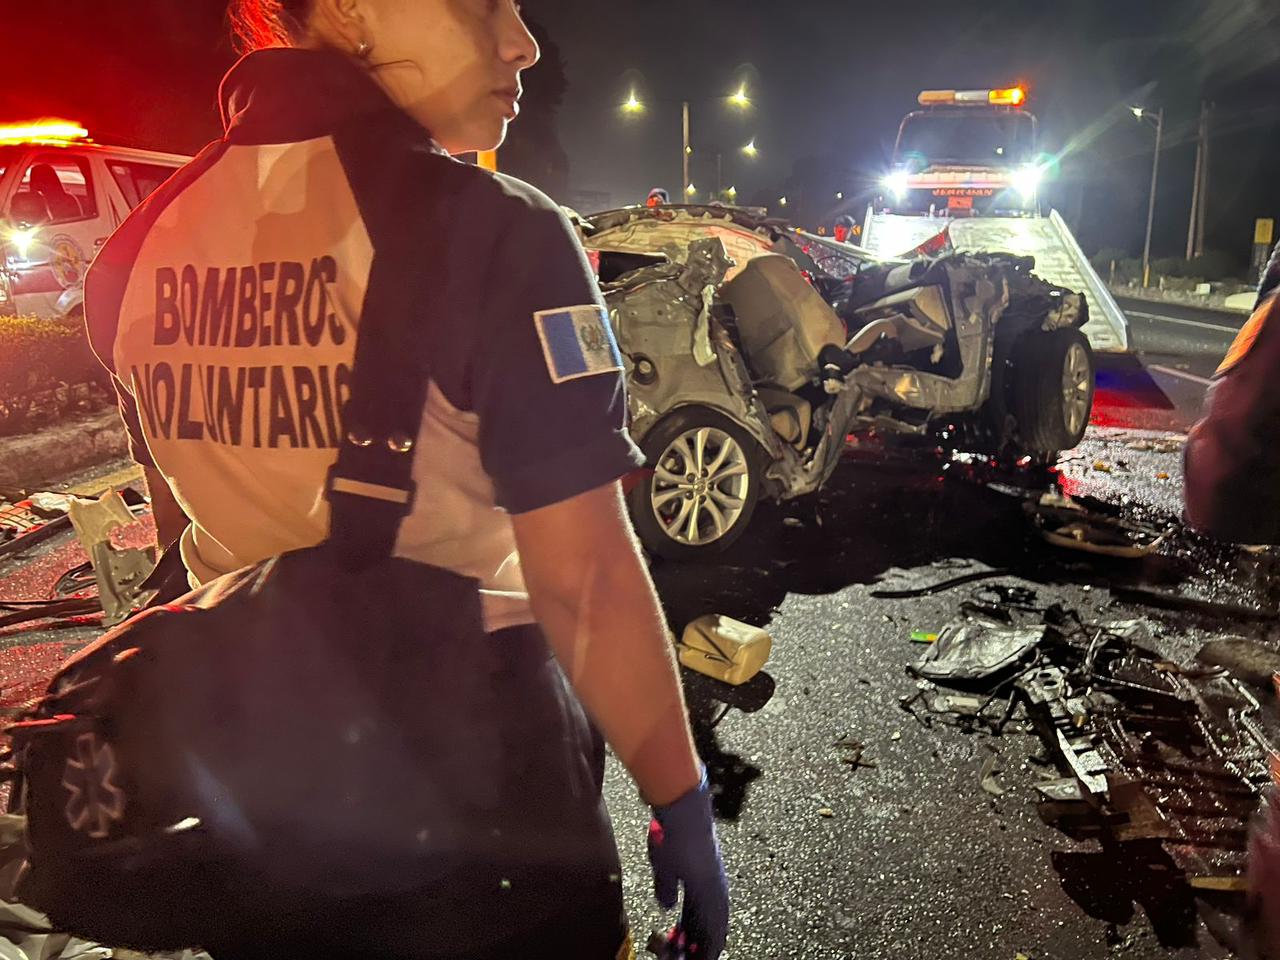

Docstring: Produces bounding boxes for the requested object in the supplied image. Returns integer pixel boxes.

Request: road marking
[1149,364,1215,387]
[1126,310,1240,334]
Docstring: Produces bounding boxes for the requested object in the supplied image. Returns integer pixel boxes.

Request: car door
[6,149,110,318]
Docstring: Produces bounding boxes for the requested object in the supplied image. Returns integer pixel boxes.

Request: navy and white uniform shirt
[86,49,643,630]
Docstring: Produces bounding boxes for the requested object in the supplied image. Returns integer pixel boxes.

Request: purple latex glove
[647,770,729,959]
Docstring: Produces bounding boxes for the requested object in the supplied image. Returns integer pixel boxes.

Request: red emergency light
[0,120,90,146]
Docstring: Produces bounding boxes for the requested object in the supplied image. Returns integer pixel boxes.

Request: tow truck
[863,88,1131,354]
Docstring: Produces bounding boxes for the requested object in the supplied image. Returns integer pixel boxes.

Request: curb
[1108,284,1251,316]
[0,410,128,495]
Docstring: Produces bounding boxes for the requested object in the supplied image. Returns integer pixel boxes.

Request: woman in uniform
[84,1,728,957]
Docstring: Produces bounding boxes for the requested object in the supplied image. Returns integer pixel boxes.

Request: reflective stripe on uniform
[1218,293,1279,377]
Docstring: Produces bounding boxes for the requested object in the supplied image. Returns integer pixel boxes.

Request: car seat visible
[29,164,82,222]
[9,191,51,226]
[720,254,848,391]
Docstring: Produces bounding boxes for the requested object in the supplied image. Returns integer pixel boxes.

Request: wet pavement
[607,426,1264,960]
[0,305,1268,958]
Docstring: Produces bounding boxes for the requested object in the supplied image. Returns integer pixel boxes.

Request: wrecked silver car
[585,206,1095,559]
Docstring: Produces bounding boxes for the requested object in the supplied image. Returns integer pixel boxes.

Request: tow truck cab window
[9,154,98,225]
[107,160,178,209]
[896,112,1037,167]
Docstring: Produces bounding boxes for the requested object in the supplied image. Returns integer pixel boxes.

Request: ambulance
[877,87,1041,218]
[0,120,189,320]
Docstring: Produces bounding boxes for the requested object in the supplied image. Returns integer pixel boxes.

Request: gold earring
[356,39,372,59]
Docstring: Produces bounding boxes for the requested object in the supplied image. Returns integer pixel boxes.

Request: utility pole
[1186,107,1202,260]
[1141,108,1164,289]
[682,101,691,199]
[1187,101,1211,260]
[1195,102,1212,258]
[715,153,723,198]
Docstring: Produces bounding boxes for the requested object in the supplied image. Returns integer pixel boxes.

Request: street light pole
[1141,107,1164,289]
[682,101,691,199]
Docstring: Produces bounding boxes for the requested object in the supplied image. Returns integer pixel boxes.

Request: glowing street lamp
[686,183,698,198]
[779,196,788,207]
[622,91,644,114]
[729,84,752,109]
[726,185,738,202]
[742,139,758,159]
[836,191,844,200]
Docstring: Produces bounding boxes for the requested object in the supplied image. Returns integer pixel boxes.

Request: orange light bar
[989,87,1026,107]
[0,120,90,145]
[917,88,1027,108]
[918,90,956,106]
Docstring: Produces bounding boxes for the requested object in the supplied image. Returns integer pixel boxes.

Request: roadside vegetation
[1091,247,1253,294]
[0,315,111,437]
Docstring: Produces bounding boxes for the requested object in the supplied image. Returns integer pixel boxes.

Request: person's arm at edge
[142,464,189,551]
[513,482,703,807]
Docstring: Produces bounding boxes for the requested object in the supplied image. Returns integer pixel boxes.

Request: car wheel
[627,407,763,561]
[1010,328,1095,456]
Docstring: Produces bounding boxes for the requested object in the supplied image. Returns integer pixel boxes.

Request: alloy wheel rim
[651,426,750,546]
[1062,342,1092,438]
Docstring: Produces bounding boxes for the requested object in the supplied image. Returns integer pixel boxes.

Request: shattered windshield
[896,112,1037,166]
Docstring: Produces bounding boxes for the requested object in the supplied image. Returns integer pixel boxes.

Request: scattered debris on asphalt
[1197,637,1280,688]
[871,564,1009,600]
[912,621,1046,683]
[979,751,1006,797]
[66,492,156,626]
[911,588,1278,888]
[677,615,773,686]
[1125,436,1186,454]
[1111,584,1279,622]
[834,735,877,771]
[1026,491,1171,558]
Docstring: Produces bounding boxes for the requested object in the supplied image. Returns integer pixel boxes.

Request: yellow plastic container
[677,615,773,686]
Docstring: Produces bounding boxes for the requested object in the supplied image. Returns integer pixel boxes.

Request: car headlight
[882,171,910,201]
[6,227,37,261]
[1012,167,1041,202]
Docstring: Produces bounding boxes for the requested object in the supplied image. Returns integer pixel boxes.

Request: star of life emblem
[61,732,126,839]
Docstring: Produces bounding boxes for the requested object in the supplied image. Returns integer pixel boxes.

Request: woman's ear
[307,0,371,55]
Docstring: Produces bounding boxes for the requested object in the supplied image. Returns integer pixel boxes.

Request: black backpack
[6,159,502,952]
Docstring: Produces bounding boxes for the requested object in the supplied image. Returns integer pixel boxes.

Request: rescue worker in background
[84,0,728,957]
[1187,233,1280,958]
[1184,241,1280,546]
[833,215,856,244]
[647,187,670,208]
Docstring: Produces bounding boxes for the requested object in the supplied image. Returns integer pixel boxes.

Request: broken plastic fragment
[913,621,1046,683]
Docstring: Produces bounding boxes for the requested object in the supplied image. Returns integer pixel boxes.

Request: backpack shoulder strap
[324,125,472,567]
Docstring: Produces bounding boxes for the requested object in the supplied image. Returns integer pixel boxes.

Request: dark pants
[211,624,630,960]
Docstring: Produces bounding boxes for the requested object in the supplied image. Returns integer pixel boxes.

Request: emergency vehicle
[863,89,1132,354]
[0,120,189,320]
[876,87,1040,218]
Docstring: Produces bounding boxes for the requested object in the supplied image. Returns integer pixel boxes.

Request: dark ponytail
[228,0,313,54]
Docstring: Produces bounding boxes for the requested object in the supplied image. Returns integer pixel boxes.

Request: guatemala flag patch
[534,305,624,384]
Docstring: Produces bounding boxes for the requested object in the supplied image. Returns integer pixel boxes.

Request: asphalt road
[1107,296,1250,434]
[0,297,1267,959]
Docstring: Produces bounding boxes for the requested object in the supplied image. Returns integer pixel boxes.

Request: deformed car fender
[846,261,1010,414]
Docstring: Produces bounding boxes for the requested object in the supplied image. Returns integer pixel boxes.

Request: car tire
[627,407,764,561]
[1010,328,1095,456]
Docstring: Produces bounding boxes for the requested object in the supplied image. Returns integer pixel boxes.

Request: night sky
[6,0,1280,265]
